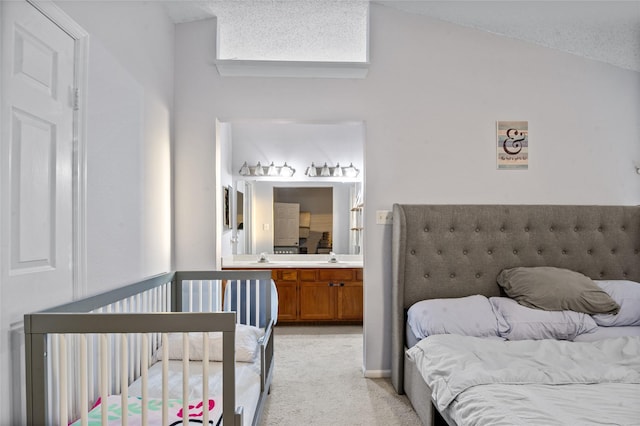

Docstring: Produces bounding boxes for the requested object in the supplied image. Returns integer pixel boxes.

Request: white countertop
[222,254,363,269]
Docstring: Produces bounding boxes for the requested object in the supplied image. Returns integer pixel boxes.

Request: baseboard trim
[363,369,391,378]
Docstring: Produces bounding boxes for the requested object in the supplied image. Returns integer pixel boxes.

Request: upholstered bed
[25,270,275,426]
[391,204,640,425]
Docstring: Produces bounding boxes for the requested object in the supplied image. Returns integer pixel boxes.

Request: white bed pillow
[489,296,597,340]
[158,323,264,363]
[592,280,640,327]
[407,295,502,340]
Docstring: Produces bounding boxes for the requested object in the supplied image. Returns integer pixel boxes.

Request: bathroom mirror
[234,180,361,255]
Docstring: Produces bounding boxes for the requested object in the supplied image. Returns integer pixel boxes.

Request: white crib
[24,270,275,426]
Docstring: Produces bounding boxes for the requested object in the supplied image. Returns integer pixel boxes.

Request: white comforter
[407,335,640,425]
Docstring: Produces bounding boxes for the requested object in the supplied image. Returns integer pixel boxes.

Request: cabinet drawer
[299,269,318,281]
[278,270,298,281]
[318,269,355,282]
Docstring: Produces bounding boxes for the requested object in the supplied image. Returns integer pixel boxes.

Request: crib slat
[162,333,169,425]
[87,334,95,407]
[100,334,108,426]
[141,334,149,425]
[245,280,251,325]
[121,334,129,426]
[255,280,261,327]
[59,334,68,426]
[236,281,242,322]
[114,324,121,393]
[182,333,189,426]
[80,335,88,426]
[203,332,210,425]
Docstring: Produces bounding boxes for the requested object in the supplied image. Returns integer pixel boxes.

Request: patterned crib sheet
[70,395,221,426]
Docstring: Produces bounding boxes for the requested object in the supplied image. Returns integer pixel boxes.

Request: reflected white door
[1,0,76,317]
[274,202,300,247]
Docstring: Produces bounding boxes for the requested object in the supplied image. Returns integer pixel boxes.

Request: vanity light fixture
[238,161,297,177]
[305,162,360,178]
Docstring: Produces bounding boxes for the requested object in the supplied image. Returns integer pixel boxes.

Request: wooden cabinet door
[337,281,363,320]
[276,281,298,321]
[274,269,298,321]
[299,282,335,320]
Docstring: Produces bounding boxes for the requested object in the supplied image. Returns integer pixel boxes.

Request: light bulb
[306,163,317,177]
[255,161,264,176]
[280,162,295,177]
[332,162,342,177]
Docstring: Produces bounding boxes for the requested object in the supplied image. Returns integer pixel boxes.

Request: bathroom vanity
[222,255,363,324]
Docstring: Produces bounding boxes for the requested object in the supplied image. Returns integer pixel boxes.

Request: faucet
[258,252,269,263]
[328,252,338,263]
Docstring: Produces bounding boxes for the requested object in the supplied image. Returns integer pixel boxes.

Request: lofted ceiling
[163,0,640,72]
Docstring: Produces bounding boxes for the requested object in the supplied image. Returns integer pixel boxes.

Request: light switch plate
[376,210,393,225]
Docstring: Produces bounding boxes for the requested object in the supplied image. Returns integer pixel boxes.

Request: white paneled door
[274,202,300,247]
[1,0,82,422]
[1,0,76,318]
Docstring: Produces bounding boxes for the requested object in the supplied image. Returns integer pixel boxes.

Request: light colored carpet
[260,325,421,426]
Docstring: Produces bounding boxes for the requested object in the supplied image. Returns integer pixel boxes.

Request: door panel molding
[10,107,56,273]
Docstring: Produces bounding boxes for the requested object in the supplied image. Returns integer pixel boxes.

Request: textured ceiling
[380,1,640,72]
[163,0,640,72]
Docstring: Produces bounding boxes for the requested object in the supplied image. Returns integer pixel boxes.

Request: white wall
[57,1,175,293]
[230,121,365,177]
[173,4,640,375]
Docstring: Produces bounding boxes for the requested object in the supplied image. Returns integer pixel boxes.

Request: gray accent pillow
[496,267,620,315]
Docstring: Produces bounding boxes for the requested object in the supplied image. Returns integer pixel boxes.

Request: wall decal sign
[497,121,528,170]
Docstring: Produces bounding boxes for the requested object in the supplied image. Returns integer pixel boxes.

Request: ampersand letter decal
[503,128,525,155]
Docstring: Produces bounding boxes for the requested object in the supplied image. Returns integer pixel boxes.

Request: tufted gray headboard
[391,204,640,393]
